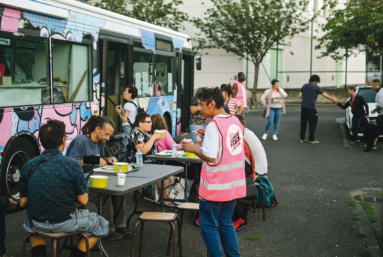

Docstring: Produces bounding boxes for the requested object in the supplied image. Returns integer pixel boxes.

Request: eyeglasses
[142,121,152,124]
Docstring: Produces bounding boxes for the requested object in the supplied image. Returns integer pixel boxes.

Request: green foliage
[346,200,356,207]
[88,0,189,31]
[245,235,262,240]
[356,233,368,239]
[359,201,378,223]
[316,0,383,59]
[191,0,309,101]
[355,195,362,201]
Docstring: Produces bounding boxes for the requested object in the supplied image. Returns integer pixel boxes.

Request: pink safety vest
[233,80,247,107]
[199,115,246,201]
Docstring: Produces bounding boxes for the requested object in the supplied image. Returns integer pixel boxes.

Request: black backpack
[125,101,147,126]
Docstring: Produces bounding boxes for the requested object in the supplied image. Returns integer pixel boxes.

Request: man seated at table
[19,120,109,257]
[66,116,131,241]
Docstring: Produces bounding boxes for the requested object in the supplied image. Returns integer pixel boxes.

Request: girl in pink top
[151,114,181,152]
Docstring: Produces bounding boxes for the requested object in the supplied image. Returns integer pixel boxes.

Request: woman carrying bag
[261,79,287,141]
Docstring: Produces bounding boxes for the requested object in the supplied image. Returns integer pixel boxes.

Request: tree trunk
[251,62,260,104]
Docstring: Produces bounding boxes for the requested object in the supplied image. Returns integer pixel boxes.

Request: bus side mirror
[196,56,202,71]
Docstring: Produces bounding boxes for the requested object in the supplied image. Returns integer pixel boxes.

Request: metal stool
[176,203,199,257]
[21,231,90,257]
[253,182,266,220]
[131,212,180,257]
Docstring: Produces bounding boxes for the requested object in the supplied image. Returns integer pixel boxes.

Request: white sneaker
[262,134,267,140]
[272,135,278,140]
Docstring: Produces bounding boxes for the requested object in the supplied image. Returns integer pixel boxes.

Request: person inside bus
[66,116,131,241]
[19,120,109,257]
[115,85,139,145]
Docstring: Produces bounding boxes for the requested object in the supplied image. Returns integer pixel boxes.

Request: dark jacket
[338,94,369,117]
[0,196,10,209]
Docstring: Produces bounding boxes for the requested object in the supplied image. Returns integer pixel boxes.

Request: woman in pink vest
[182,87,246,257]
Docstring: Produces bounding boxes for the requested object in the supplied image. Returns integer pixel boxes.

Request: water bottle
[172,142,177,157]
[136,149,143,167]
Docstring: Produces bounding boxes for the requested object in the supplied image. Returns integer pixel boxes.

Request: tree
[89,0,189,31]
[192,0,309,103]
[316,0,383,59]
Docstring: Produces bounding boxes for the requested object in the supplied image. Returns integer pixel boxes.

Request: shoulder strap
[128,101,138,107]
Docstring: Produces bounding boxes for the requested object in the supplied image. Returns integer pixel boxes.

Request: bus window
[155,55,174,96]
[0,31,50,107]
[133,51,154,97]
[52,39,92,103]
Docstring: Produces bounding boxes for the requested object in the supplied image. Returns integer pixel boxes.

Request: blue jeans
[23,209,109,237]
[199,198,240,257]
[264,108,282,135]
[351,115,363,141]
[123,125,132,146]
[0,209,5,256]
[189,124,206,142]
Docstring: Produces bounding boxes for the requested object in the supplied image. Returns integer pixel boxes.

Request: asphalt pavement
[3,104,382,257]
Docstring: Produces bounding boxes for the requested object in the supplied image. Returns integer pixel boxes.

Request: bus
[0,0,195,201]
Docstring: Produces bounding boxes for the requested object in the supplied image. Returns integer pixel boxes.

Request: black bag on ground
[104,132,127,162]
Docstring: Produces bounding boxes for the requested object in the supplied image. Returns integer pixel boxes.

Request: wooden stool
[253,182,266,220]
[176,203,199,257]
[131,212,180,257]
[21,231,90,257]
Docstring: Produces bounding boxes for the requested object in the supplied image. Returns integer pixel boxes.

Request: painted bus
[0,0,195,201]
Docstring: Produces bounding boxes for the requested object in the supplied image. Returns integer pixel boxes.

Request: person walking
[182,87,246,257]
[221,84,244,115]
[261,79,287,140]
[370,79,383,149]
[115,86,138,145]
[232,72,249,117]
[333,86,369,145]
[299,74,336,144]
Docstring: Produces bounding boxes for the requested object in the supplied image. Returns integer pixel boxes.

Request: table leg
[184,164,189,202]
[126,190,139,229]
[98,194,109,257]
[161,180,164,212]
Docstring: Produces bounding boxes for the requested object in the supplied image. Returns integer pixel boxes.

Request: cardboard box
[0,76,12,86]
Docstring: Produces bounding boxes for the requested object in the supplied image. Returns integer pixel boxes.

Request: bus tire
[0,138,38,212]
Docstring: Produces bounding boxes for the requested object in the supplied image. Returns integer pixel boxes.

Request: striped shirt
[228,98,242,115]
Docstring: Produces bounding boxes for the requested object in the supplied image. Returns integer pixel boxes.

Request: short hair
[151,113,167,132]
[348,86,356,92]
[81,116,115,135]
[39,120,66,149]
[271,79,279,85]
[235,114,245,125]
[372,79,381,85]
[238,72,244,79]
[221,84,233,97]
[309,74,320,83]
[133,113,151,128]
[196,87,225,109]
[127,86,138,99]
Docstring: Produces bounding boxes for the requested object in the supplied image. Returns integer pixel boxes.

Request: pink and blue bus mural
[0,0,195,201]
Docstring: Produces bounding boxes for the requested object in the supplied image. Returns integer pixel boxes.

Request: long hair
[82,116,115,135]
[151,113,167,133]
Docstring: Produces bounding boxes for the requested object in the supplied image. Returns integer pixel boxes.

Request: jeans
[264,108,282,135]
[189,124,206,142]
[199,198,240,257]
[300,107,318,141]
[23,209,109,237]
[123,125,132,146]
[351,115,364,141]
[0,209,5,256]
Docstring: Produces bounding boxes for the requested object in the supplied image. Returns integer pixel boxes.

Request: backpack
[104,133,127,162]
[125,101,147,126]
[255,174,278,207]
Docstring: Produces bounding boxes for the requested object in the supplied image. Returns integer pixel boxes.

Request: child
[0,197,17,257]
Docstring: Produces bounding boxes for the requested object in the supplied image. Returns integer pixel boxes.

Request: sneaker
[115,227,133,239]
[351,141,360,145]
[310,141,320,144]
[272,135,278,141]
[194,217,200,227]
[300,139,306,143]
[233,218,245,231]
[237,223,245,232]
[364,143,367,147]
[262,134,267,140]
[106,231,124,241]
[373,145,377,150]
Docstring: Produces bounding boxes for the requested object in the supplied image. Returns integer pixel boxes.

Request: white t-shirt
[122,100,138,126]
[244,128,268,175]
[201,114,230,165]
[376,88,383,115]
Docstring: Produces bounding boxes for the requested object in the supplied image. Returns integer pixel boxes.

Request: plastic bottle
[136,149,143,167]
[172,142,177,157]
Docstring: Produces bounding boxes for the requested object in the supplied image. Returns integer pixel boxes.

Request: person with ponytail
[221,84,244,115]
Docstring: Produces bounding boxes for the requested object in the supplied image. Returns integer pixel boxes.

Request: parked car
[345,86,378,138]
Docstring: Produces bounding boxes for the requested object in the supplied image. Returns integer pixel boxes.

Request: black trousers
[300,107,318,141]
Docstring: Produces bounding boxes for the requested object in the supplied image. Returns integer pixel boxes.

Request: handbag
[262,109,266,118]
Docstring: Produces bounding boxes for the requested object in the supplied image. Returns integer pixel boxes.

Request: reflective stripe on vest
[202,160,245,173]
[201,177,246,191]
[233,81,247,106]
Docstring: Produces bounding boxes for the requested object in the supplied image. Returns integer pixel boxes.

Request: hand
[153,132,163,140]
[332,97,338,104]
[105,157,117,164]
[371,109,376,114]
[366,115,369,118]
[196,128,206,140]
[99,158,107,166]
[181,141,196,153]
[246,106,250,113]
[7,199,17,211]
[115,106,122,114]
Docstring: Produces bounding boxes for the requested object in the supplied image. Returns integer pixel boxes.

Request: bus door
[100,39,130,131]
[178,50,194,132]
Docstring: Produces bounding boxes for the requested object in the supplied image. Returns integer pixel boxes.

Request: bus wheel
[1,138,38,209]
